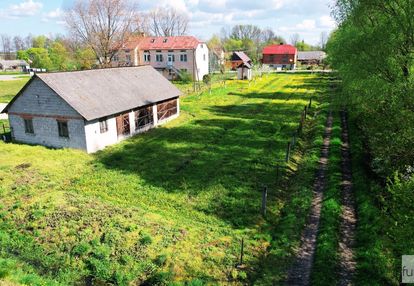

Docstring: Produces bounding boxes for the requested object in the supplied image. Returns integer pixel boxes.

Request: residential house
[297,51,327,66]
[2,66,181,153]
[230,51,252,71]
[0,60,29,72]
[262,44,297,70]
[113,36,209,81]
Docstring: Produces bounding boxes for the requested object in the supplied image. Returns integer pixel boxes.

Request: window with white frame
[180,53,187,62]
[144,51,150,62]
[24,118,34,134]
[156,54,163,62]
[99,118,108,133]
[167,54,175,63]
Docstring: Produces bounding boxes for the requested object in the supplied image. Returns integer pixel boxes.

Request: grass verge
[310,111,342,285]
[0,79,29,103]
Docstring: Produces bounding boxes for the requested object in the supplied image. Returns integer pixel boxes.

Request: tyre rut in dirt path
[286,111,333,286]
[338,110,356,286]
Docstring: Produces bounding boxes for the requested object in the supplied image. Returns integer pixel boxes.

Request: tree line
[328,0,414,281]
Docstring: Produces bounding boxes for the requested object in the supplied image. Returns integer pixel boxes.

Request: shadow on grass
[95,75,330,228]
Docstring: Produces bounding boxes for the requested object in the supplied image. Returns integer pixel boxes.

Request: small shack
[2,66,181,153]
[230,51,252,71]
[237,62,252,80]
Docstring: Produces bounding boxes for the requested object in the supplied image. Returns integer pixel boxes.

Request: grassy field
[0,78,29,103]
[0,73,330,285]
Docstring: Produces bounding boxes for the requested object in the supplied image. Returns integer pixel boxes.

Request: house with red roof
[112,35,209,81]
[262,44,298,70]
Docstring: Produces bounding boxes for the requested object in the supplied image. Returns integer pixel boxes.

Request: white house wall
[195,43,209,81]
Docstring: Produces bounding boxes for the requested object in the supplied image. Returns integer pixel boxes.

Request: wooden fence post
[309,98,312,109]
[285,142,291,162]
[261,187,268,217]
[304,106,307,119]
[240,238,244,266]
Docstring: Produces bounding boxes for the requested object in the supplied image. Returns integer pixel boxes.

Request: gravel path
[286,111,333,286]
[338,110,357,286]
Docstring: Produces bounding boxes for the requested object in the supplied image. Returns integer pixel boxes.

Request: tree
[144,6,189,37]
[290,33,300,46]
[49,42,69,70]
[319,31,328,51]
[25,48,52,69]
[32,35,49,48]
[75,47,96,70]
[65,0,138,66]
[13,36,25,51]
[1,34,12,60]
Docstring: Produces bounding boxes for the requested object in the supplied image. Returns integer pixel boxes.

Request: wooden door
[116,113,130,136]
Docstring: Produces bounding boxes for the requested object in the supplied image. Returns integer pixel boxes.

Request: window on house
[24,118,34,134]
[203,54,206,61]
[135,106,153,130]
[126,54,131,64]
[157,99,178,121]
[113,54,119,62]
[180,54,187,62]
[144,53,150,62]
[57,120,69,138]
[99,118,108,133]
[156,54,163,62]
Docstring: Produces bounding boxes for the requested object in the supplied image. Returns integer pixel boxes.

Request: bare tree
[231,24,262,43]
[65,0,139,66]
[290,33,300,46]
[320,31,328,50]
[25,34,33,49]
[1,34,12,59]
[13,36,25,51]
[144,6,189,37]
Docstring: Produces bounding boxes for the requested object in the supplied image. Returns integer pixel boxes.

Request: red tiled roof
[120,36,202,51]
[262,44,297,55]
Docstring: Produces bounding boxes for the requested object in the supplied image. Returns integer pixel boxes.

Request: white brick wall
[8,78,87,150]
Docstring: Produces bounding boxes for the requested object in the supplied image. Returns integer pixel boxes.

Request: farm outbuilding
[230,51,252,71]
[0,60,30,72]
[1,66,181,153]
[297,51,327,65]
[262,44,297,70]
[237,62,252,80]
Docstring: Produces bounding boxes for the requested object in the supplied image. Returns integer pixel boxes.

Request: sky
[0,0,337,45]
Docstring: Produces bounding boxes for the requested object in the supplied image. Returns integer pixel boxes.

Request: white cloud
[318,15,336,28]
[42,8,63,22]
[8,0,43,17]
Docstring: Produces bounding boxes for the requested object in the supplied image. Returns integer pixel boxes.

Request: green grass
[310,112,343,285]
[0,71,26,75]
[0,73,330,284]
[0,79,29,103]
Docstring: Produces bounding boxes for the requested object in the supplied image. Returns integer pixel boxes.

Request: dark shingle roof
[297,51,327,61]
[231,51,252,63]
[3,66,181,121]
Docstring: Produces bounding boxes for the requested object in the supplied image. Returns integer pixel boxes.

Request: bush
[179,71,192,83]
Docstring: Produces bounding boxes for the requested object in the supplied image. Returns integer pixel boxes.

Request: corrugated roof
[4,66,181,121]
[262,44,297,55]
[231,51,252,63]
[297,51,327,61]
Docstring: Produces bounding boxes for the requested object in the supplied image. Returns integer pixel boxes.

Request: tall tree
[65,0,138,66]
[1,34,12,60]
[143,6,189,37]
[319,31,328,51]
[13,36,25,51]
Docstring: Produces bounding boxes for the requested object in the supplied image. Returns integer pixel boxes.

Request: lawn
[0,78,29,103]
[0,73,330,285]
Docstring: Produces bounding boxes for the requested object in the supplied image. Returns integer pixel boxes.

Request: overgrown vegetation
[0,74,328,284]
[328,0,414,283]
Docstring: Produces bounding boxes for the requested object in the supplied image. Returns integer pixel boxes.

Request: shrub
[139,233,153,245]
[179,71,192,83]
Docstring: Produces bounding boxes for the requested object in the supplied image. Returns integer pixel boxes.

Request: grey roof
[0,60,29,68]
[3,66,181,121]
[297,51,327,61]
[232,51,252,64]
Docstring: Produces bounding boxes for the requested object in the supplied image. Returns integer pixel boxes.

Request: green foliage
[49,42,69,71]
[26,48,52,70]
[328,0,414,176]
[178,70,192,83]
